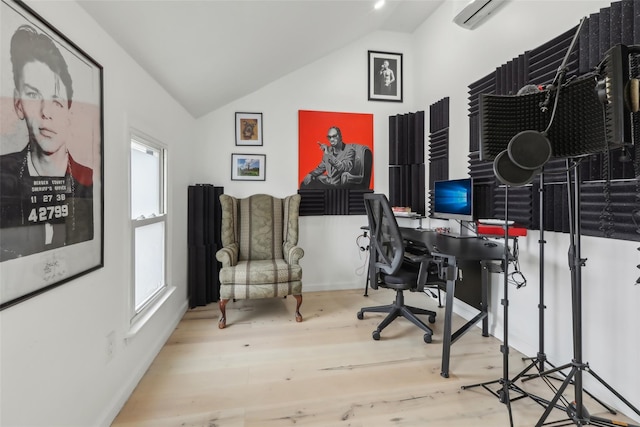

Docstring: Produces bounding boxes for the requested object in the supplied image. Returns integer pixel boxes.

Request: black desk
[400,227,507,378]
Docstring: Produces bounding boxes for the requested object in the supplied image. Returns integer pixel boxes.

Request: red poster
[298,110,373,190]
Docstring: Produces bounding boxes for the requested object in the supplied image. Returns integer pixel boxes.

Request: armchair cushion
[219,259,302,298]
[218,259,302,284]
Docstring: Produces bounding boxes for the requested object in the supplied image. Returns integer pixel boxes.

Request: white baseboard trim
[97,298,188,427]
[303,281,362,293]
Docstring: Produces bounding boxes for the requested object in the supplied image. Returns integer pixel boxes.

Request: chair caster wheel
[424,333,432,343]
[428,315,436,324]
[372,330,381,340]
[357,311,364,320]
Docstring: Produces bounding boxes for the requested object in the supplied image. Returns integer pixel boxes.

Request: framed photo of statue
[0,0,104,310]
[235,112,263,146]
[368,50,403,102]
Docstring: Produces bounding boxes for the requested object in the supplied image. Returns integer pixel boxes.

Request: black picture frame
[235,112,263,146]
[231,153,266,181]
[368,50,403,102]
[0,0,104,310]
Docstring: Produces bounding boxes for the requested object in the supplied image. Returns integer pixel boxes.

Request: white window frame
[129,130,169,326]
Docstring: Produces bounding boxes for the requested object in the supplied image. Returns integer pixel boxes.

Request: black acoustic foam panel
[480,73,608,161]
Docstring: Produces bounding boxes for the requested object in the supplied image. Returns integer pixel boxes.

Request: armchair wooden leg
[218,299,229,329]
[293,294,303,322]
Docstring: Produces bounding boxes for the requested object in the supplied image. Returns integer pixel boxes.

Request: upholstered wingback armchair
[215,193,304,329]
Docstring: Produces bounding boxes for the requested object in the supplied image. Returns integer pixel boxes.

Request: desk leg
[440,257,457,378]
[481,261,490,337]
[364,265,370,296]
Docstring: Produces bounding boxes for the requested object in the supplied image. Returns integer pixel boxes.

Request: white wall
[196,0,640,421]
[0,2,197,426]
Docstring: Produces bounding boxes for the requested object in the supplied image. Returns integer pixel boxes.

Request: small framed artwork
[231,153,266,181]
[368,50,403,102]
[235,112,263,146]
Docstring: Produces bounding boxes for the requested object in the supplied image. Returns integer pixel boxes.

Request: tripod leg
[586,367,640,418]
[536,367,577,427]
[509,358,538,383]
[589,413,640,427]
[499,380,515,427]
[461,377,502,391]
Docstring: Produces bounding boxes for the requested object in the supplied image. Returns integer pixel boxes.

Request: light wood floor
[112,289,638,427]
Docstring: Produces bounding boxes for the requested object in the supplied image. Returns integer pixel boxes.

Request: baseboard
[450,296,538,362]
[97,298,188,427]
[303,280,362,293]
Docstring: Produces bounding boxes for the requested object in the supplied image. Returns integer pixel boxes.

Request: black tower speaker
[188,184,223,308]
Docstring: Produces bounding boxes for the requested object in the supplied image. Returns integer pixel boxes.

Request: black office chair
[357,193,440,343]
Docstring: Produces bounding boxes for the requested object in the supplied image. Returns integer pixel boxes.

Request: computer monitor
[432,178,474,222]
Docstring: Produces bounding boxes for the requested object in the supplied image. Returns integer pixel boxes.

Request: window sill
[125,285,176,341]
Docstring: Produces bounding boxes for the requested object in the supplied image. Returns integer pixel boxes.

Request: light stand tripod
[488,18,583,402]
[495,171,567,418]
[507,171,578,413]
[512,171,617,416]
[511,172,556,378]
[461,185,529,427]
[532,159,640,427]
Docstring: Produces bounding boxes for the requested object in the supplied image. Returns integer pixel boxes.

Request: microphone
[540,84,554,112]
[516,83,550,112]
[516,84,542,95]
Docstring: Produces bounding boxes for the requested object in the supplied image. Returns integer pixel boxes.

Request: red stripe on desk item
[477,225,528,237]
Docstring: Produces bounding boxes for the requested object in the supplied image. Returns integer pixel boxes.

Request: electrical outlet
[106,331,115,362]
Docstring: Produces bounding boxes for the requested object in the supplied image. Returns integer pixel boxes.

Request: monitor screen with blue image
[432,178,474,222]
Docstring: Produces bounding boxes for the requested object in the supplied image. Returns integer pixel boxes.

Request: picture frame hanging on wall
[0,0,105,310]
[231,153,266,181]
[235,112,263,146]
[368,50,403,102]
[298,110,374,191]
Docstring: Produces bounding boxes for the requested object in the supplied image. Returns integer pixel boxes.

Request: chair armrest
[405,254,442,292]
[283,242,304,264]
[414,256,431,291]
[216,243,239,267]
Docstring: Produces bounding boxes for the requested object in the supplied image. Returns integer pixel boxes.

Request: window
[130,133,167,319]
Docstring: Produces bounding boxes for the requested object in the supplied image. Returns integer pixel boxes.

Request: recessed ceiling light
[374,0,385,10]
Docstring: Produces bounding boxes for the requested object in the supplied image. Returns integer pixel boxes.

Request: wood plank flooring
[112,289,638,427]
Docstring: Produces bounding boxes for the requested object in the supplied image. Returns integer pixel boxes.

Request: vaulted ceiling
[78,0,444,118]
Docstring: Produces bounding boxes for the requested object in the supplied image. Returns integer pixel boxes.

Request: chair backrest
[345,144,372,189]
[363,193,404,278]
[219,193,300,261]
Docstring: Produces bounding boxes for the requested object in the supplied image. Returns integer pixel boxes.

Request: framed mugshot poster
[0,0,104,309]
